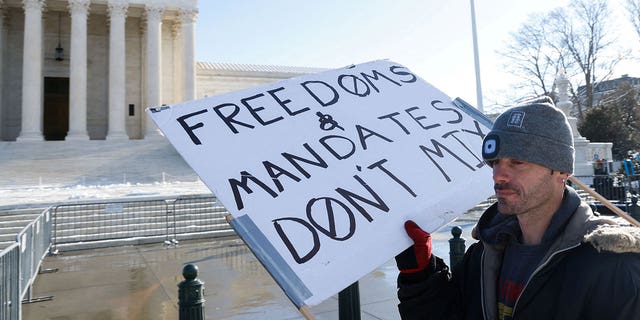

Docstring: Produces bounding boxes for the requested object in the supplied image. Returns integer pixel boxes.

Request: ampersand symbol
[316,112,344,131]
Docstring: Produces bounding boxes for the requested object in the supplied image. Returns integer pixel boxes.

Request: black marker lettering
[360,69,402,93]
[338,74,370,97]
[213,103,255,134]
[406,106,440,130]
[281,143,329,179]
[335,174,389,222]
[419,139,476,182]
[442,130,485,168]
[368,159,417,197]
[263,160,302,192]
[228,171,278,210]
[241,93,284,126]
[300,80,339,107]
[319,135,356,160]
[431,100,462,124]
[306,197,356,240]
[176,109,208,145]
[389,65,417,83]
[273,217,320,264]
[267,87,310,116]
[356,125,393,150]
[462,120,487,139]
[378,112,411,135]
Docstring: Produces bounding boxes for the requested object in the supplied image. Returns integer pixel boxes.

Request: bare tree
[627,0,640,39]
[550,0,627,118]
[498,13,560,98]
[499,0,627,119]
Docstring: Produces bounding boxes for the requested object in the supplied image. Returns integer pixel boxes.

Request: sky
[194,0,640,113]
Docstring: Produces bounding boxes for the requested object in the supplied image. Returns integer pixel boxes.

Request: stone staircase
[0,138,198,188]
[0,138,235,252]
[0,206,48,250]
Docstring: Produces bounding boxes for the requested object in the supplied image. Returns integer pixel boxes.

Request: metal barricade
[52,198,170,251]
[16,208,53,302]
[0,243,20,320]
[170,195,233,243]
[51,195,234,251]
[0,208,53,319]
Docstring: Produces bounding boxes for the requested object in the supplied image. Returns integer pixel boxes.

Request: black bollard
[449,226,466,269]
[178,263,205,320]
[338,281,361,320]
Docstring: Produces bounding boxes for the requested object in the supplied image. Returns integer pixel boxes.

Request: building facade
[577,74,640,108]
[0,0,322,142]
[1,0,200,140]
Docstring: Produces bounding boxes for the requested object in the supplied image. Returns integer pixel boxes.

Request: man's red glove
[395,220,432,274]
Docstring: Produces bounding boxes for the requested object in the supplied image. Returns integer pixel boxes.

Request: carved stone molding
[68,0,90,17]
[107,0,128,20]
[23,0,45,12]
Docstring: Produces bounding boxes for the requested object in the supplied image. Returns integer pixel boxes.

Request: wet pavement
[22,221,477,320]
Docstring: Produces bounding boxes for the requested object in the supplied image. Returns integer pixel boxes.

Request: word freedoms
[176,64,417,141]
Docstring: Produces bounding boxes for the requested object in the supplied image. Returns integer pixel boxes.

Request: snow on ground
[0,180,212,208]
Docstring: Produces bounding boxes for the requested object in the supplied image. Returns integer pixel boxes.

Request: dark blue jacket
[397,187,640,319]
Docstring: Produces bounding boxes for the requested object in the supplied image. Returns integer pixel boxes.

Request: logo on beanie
[507,111,525,128]
[482,134,500,159]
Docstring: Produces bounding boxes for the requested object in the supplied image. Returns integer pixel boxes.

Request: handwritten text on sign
[148,60,493,306]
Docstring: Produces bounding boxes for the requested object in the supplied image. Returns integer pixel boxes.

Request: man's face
[489,158,563,216]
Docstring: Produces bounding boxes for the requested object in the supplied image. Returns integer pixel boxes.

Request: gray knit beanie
[481,96,575,173]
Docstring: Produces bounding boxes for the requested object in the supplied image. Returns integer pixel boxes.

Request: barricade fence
[0,208,53,320]
[573,174,639,203]
[17,208,53,301]
[51,194,233,252]
[0,243,20,320]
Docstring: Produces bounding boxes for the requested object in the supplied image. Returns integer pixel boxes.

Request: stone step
[0,218,38,228]
[0,241,15,251]
[0,233,17,242]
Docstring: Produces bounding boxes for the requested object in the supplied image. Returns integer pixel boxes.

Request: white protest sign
[147,60,494,308]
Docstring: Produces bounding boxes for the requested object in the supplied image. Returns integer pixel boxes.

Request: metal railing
[52,198,170,251]
[0,243,19,320]
[17,208,53,301]
[0,208,53,319]
[170,195,231,242]
[573,174,639,202]
[51,194,233,252]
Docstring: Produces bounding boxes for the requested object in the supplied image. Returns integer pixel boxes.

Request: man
[395,96,640,319]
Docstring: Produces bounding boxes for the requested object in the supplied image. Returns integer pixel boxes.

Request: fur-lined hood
[584,224,640,253]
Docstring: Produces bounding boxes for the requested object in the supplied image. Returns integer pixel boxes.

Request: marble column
[181,9,197,101]
[106,0,129,139]
[66,0,90,140]
[17,0,45,141]
[144,4,163,138]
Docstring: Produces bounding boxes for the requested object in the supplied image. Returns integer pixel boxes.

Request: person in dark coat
[395,96,640,320]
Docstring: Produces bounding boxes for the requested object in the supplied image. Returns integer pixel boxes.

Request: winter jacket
[397,187,640,319]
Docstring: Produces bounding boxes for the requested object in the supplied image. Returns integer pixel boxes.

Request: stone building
[0,0,323,141]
